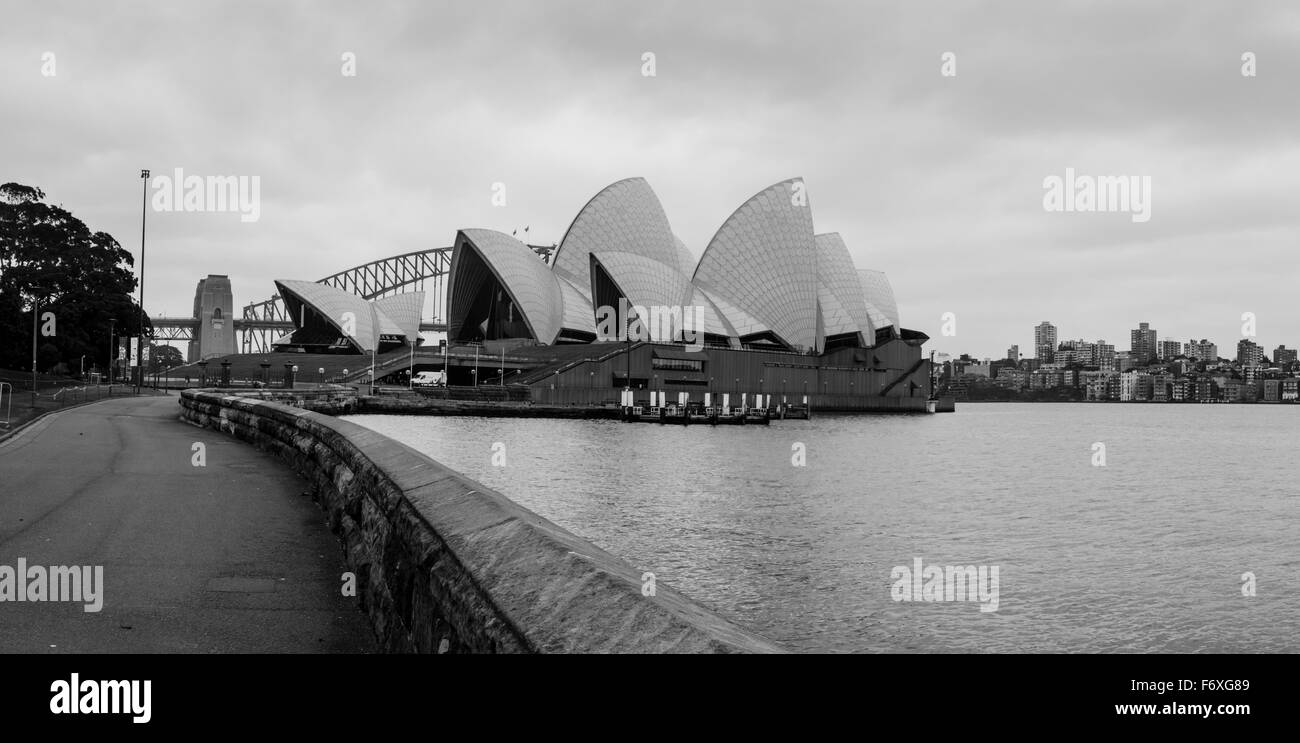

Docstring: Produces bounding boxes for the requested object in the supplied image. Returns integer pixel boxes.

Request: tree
[37,342,60,373]
[149,343,184,370]
[0,182,147,372]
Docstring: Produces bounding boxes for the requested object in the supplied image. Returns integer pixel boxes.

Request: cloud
[2,0,1296,356]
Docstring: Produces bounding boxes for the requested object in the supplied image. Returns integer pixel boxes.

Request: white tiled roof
[275,279,405,352]
[858,268,900,329]
[451,229,565,344]
[692,179,818,350]
[552,177,680,295]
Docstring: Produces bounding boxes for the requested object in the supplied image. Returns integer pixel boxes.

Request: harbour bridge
[150,243,555,355]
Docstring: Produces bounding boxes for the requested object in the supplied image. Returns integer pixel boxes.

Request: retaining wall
[178,389,785,653]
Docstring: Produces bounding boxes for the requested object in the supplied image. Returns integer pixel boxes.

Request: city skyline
[935,317,1297,364]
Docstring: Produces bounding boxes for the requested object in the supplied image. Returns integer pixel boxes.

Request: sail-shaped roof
[552,177,680,296]
[692,179,818,350]
[447,229,564,344]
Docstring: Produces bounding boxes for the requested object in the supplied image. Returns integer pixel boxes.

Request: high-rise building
[1095,341,1116,371]
[1157,339,1181,360]
[1055,339,1096,367]
[1186,339,1218,362]
[1237,338,1263,368]
[1035,322,1057,362]
[1274,345,1297,366]
[1131,322,1157,364]
[1007,345,1019,362]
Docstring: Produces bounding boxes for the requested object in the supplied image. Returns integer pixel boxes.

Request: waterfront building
[1186,339,1218,362]
[1275,345,1298,366]
[997,367,1028,390]
[1095,341,1116,371]
[1131,323,1157,364]
[1282,379,1299,401]
[1171,378,1189,402]
[272,177,931,409]
[1263,379,1281,402]
[1119,370,1141,401]
[1237,339,1263,368]
[1035,322,1057,362]
[1116,351,1137,373]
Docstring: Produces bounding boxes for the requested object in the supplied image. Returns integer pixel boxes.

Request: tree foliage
[149,343,184,369]
[0,182,147,373]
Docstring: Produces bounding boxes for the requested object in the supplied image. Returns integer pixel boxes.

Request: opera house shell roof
[273,279,424,353]
[442,176,905,354]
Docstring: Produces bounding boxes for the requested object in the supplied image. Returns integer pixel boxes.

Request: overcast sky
[3,0,1298,359]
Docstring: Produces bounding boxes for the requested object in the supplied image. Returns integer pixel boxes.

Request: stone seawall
[178,389,786,654]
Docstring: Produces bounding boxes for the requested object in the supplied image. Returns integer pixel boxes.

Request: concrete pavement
[0,395,375,653]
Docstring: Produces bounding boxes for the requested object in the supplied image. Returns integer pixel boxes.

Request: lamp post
[31,290,42,405]
[107,318,116,386]
[136,169,149,394]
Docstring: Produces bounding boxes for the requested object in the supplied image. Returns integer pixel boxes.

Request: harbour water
[344,404,1297,653]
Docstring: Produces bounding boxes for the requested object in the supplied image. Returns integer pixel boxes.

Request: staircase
[880,357,930,396]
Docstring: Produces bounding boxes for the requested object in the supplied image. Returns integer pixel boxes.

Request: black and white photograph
[0,0,1294,728]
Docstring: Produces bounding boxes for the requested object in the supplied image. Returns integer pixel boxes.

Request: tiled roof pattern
[456,229,564,344]
[275,279,404,352]
[692,179,818,350]
[858,269,899,329]
[553,178,680,294]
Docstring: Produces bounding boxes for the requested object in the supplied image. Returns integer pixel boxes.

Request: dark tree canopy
[149,343,184,370]
[0,182,147,373]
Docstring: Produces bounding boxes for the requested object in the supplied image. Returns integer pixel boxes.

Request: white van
[411,371,445,387]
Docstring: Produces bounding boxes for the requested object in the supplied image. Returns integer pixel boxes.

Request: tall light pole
[136,169,149,394]
[31,290,42,405]
[107,318,116,385]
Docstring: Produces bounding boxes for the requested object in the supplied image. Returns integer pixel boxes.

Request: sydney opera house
[273,177,931,411]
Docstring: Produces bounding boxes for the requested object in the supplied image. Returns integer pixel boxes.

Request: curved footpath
[0,396,376,652]
[181,389,787,653]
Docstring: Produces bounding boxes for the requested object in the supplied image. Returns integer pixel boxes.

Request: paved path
[0,396,375,653]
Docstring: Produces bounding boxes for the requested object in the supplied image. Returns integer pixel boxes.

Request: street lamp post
[136,169,149,394]
[107,319,117,386]
[31,292,40,405]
